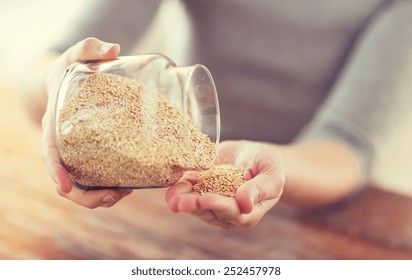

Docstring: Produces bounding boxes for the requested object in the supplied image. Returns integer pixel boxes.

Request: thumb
[63,37,120,65]
[235,175,266,214]
[45,37,120,97]
[235,172,284,214]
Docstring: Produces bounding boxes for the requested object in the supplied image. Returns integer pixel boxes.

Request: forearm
[287,1,412,208]
[275,139,362,207]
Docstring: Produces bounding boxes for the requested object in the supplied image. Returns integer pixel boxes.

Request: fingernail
[99,43,114,53]
[120,189,133,199]
[102,195,116,203]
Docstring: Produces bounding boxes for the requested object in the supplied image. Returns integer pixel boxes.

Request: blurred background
[0,0,94,83]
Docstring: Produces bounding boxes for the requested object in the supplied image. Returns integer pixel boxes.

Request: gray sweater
[53,0,412,181]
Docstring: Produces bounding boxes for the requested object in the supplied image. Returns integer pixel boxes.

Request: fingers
[197,193,240,219]
[165,171,197,201]
[190,209,234,230]
[190,173,283,229]
[45,37,121,97]
[235,147,285,214]
[166,171,198,212]
[41,37,123,208]
[166,171,238,216]
[236,173,283,214]
[191,194,261,229]
[166,182,199,213]
[41,108,73,193]
[166,142,287,229]
[57,187,133,209]
[167,184,244,229]
[45,110,134,210]
[63,37,120,66]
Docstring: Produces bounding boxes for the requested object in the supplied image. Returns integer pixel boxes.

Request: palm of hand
[165,140,285,229]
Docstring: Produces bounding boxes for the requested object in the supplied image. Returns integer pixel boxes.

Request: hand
[165,140,285,229]
[41,37,133,208]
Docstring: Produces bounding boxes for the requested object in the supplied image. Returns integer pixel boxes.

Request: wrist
[273,139,362,207]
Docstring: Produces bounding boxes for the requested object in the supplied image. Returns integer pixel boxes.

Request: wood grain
[1,82,412,260]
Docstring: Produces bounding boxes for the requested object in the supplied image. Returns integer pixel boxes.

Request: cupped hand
[42,37,132,208]
[165,140,285,229]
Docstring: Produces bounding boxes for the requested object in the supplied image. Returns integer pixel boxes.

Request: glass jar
[54,54,220,190]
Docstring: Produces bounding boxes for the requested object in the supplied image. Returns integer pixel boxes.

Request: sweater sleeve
[296,0,412,182]
[50,0,161,55]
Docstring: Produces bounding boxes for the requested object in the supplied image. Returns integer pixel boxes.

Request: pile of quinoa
[57,72,216,188]
[193,164,246,197]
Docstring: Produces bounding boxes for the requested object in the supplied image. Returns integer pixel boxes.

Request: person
[22,0,412,229]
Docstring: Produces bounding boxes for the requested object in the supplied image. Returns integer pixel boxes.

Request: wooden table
[1,81,412,260]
